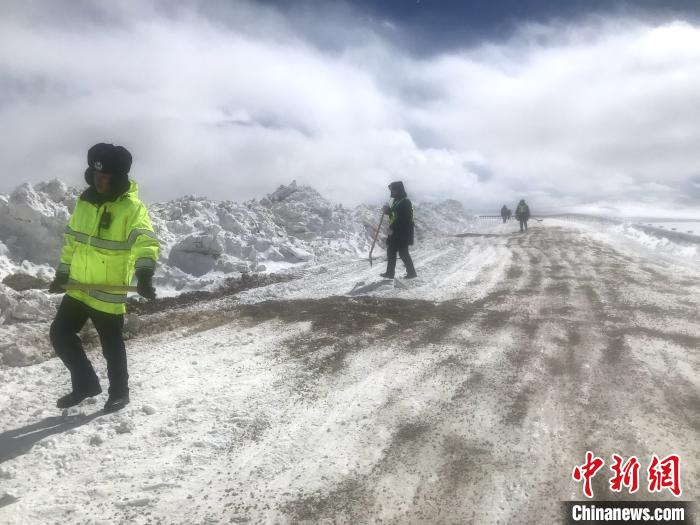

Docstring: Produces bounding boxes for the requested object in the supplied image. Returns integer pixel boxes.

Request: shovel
[368,212,385,267]
[61,283,138,293]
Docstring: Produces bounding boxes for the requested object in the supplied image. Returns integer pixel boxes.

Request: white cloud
[0,2,698,215]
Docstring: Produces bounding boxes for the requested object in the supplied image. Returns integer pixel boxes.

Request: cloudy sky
[1,0,699,215]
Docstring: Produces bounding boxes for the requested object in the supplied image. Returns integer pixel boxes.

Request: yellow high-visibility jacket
[57,180,160,314]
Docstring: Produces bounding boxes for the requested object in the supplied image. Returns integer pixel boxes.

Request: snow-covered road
[1,221,699,524]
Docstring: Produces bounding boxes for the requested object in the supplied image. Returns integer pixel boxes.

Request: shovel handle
[369,212,385,266]
[61,284,139,293]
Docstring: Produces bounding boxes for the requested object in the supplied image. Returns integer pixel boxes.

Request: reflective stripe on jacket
[388,197,406,225]
[58,180,160,314]
[516,203,530,220]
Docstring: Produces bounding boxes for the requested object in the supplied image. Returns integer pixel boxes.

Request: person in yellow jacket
[48,143,160,413]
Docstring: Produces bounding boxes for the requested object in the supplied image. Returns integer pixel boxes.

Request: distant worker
[515,199,531,232]
[500,205,508,223]
[381,181,417,279]
[48,143,160,413]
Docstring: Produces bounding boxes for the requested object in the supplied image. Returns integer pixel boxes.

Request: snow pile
[0,178,477,364]
[414,199,478,236]
[640,221,700,236]
[0,181,78,325]
[136,180,477,294]
[151,180,376,284]
[0,180,77,265]
[545,215,700,267]
[614,223,699,260]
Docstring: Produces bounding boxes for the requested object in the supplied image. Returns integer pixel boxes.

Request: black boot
[380,272,394,279]
[404,272,418,279]
[103,392,130,414]
[56,384,102,408]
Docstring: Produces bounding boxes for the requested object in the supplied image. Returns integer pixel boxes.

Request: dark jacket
[515,202,530,221]
[388,197,414,247]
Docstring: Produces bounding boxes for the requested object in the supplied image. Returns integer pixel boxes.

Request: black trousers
[50,295,128,396]
[386,243,416,277]
[519,219,528,231]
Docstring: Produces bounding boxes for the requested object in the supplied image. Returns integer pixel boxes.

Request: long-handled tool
[61,283,138,293]
[368,212,385,267]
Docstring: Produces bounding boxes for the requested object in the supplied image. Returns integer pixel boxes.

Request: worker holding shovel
[48,143,160,413]
[380,181,417,280]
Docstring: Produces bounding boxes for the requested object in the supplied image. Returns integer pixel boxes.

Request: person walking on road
[500,205,508,223]
[48,143,160,413]
[380,181,417,279]
[515,199,531,232]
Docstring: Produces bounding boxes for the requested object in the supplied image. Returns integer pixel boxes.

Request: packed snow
[642,221,700,236]
[545,215,700,269]
[1,183,699,524]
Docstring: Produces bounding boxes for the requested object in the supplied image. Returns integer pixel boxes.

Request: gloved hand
[49,272,69,293]
[135,268,156,300]
[382,204,391,215]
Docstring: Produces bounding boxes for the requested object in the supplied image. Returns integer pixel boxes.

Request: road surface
[1,221,698,523]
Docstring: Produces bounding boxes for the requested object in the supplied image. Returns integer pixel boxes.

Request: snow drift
[0,178,476,366]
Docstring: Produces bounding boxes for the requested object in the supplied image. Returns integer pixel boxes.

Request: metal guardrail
[539,213,621,225]
[477,215,541,222]
[477,215,514,221]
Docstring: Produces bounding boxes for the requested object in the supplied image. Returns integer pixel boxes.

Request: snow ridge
[0,179,475,329]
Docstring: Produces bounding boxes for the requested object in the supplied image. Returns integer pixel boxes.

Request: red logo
[572,451,605,498]
[573,452,681,498]
[609,454,640,494]
[648,454,682,497]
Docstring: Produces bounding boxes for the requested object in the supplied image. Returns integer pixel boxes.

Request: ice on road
[1,221,699,524]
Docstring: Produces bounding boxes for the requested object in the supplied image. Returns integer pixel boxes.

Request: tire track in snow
[1,223,699,524]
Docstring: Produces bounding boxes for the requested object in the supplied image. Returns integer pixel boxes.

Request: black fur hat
[87,143,131,175]
[84,143,132,197]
